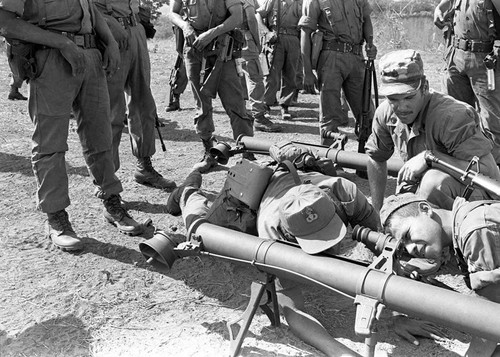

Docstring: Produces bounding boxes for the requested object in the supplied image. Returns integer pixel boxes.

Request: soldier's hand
[102,40,120,77]
[183,24,197,47]
[267,31,278,45]
[391,315,447,346]
[434,7,447,29]
[397,152,428,186]
[107,17,129,50]
[303,72,317,94]
[193,31,213,52]
[365,43,377,60]
[59,41,86,76]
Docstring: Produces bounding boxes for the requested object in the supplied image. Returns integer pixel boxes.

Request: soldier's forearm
[367,158,387,212]
[300,28,313,74]
[0,9,73,50]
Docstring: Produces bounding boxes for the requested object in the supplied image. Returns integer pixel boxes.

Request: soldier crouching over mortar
[170,0,255,174]
[155,142,445,356]
[381,192,500,356]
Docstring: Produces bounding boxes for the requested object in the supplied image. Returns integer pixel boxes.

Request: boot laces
[50,210,73,232]
[140,157,162,178]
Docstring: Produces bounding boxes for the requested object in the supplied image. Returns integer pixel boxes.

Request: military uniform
[0,0,144,249]
[175,0,253,142]
[240,0,282,131]
[1,0,122,213]
[444,0,500,165]
[452,197,500,299]
[92,0,173,191]
[299,0,372,144]
[365,90,500,209]
[258,0,302,110]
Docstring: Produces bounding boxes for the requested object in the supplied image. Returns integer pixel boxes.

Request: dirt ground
[0,39,480,357]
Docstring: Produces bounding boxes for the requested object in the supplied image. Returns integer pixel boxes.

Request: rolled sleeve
[0,0,26,16]
[298,0,320,30]
[227,0,244,10]
[438,108,494,160]
[365,101,395,162]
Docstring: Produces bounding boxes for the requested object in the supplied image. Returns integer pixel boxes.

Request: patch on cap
[278,184,346,254]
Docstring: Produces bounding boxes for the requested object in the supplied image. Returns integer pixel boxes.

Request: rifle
[168,54,184,103]
[155,115,166,152]
[424,151,500,198]
[201,31,244,99]
[355,58,378,178]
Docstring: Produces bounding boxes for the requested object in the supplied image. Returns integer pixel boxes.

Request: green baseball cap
[378,49,425,96]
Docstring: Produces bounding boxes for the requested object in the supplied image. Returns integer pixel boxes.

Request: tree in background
[142,0,169,20]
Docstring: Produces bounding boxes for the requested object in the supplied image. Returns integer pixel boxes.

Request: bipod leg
[364,336,376,357]
[227,274,279,357]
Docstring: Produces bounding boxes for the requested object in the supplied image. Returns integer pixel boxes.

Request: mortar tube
[186,220,500,342]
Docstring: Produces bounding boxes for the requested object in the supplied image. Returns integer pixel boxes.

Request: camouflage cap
[378,49,425,96]
[380,193,428,228]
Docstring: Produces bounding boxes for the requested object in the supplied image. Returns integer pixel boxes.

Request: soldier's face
[386,210,445,260]
[386,89,425,125]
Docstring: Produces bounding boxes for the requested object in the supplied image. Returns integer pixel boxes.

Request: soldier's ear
[417,201,432,217]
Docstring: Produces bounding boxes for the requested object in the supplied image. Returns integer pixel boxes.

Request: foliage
[141,0,169,20]
[370,0,441,16]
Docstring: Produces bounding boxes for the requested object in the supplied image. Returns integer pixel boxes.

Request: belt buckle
[74,35,85,47]
[344,42,352,52]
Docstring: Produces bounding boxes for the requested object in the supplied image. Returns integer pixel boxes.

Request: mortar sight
[351,225,402,257]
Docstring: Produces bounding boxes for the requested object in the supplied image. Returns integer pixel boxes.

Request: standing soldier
[170,0,255,173]
[256,0,302,121]
[299,0,377,146]
[0,0,144,251]
[241,0,283,132]
[92,0,177,191]
[434,0,500,166]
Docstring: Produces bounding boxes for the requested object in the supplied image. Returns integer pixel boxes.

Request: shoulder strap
[485,0,500,40]
[37,0,47,27]
[276,160,302,184]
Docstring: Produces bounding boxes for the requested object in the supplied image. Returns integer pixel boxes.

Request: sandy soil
[0,39,478,357]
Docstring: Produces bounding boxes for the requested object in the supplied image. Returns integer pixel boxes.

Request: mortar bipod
[227,273,280,357]
[354,235,402,357]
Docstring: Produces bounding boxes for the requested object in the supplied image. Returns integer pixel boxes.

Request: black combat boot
[46,210,83,251]
[166,93,180,112]
[192,137,218,173]
[134,157,177,191]
[103,194,143,236]
[8,85,27,100]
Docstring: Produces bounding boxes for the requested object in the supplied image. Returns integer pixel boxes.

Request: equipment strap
[37,0,47,27]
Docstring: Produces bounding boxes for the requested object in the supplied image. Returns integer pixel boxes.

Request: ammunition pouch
[5,39,39,82]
